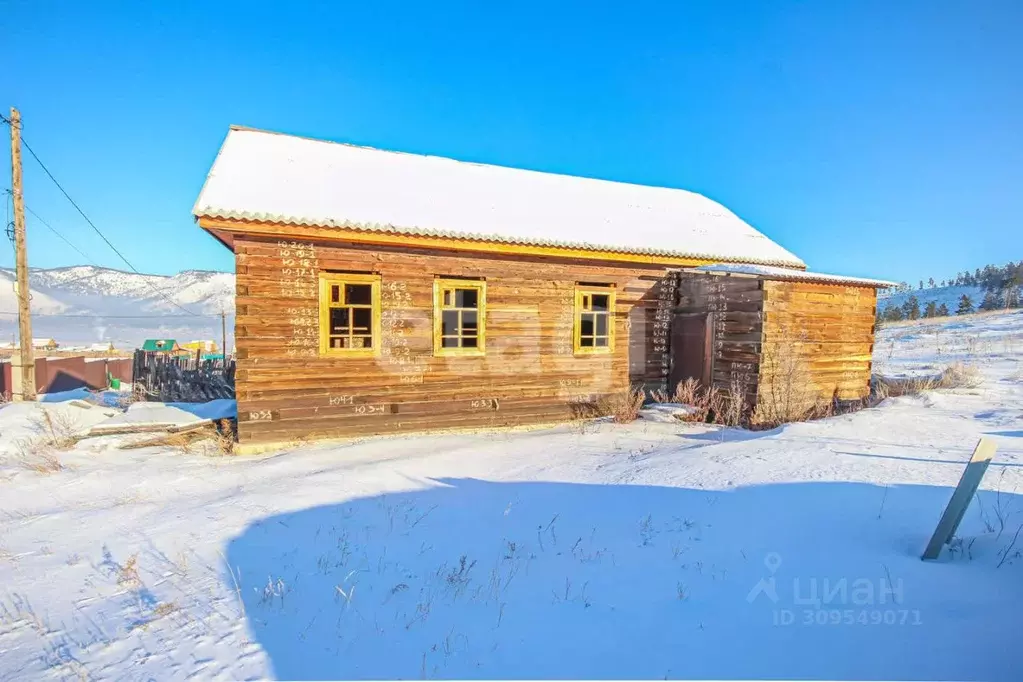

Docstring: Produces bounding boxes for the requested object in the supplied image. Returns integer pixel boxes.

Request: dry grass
[117,554,141,587]
[717,370,752,427]
[596,387,646,423]
[12,408,85,474]
[874,362,982,399]
[16,445,64,474]
[40,410,80,450]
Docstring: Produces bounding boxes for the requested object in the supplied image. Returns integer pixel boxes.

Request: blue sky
[2,1,1020,282]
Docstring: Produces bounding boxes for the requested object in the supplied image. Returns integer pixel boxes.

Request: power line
[1,112,203,317]
[0,310,224,318]
[3,189,99,265]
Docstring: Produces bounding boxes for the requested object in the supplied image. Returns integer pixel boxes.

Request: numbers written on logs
[247,410,273,422]
[470,398,500,411]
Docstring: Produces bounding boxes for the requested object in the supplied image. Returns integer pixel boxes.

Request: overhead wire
[0,112,204,316]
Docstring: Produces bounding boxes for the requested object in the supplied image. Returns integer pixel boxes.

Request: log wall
[675,274,764,405]
[233,234,687,445]
[759,280,877,404]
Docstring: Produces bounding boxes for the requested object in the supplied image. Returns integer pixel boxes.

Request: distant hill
[877,284,986,314]
[0,266,235,348]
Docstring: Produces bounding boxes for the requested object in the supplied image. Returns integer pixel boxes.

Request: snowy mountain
[0,266,235,348]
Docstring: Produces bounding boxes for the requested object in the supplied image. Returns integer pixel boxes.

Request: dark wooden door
[669,313,713,390]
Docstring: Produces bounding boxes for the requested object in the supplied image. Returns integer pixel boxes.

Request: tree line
[878,259,1022,323]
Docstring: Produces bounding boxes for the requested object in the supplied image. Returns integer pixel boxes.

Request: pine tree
[882,304,904,322]
[957,294,974,315]
[937,303,949,316]
[918,280,924,290]
[928,278,935,288]
[902,295,921,320]
[980,290,1000,310]
[1005,286,1021,309]
[923,301,938,318]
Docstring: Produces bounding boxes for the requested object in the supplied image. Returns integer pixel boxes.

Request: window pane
[345,284,372,306]
[462,310,478,332]
[331,285,340,304]
[595,313,608,336]
[330,308,350,333]
[580,313,595,336]
[353,308,372,333]
[352,335,373,349]
[580,336,594,347]
[591,294,610,312]
[330,336,346,348]
[442,310,459,336]
[442,336,460,348]
[595,337,608,347]
[455,288,479,308]
[462,336,478,348]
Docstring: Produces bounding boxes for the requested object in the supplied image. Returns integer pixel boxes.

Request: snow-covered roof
[193,126,805,268]
[688,263,895,288]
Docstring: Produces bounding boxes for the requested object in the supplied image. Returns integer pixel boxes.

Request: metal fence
[132,351,236,402]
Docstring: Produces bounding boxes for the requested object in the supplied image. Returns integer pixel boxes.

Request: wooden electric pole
[9,107,35,401]
[221,308,227,360]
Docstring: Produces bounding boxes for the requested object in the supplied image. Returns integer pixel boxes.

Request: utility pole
[221,308,227,360]
[9,107,35,401]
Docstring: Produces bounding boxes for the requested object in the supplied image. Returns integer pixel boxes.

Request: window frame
[318,272,382,358]
[573,285,615,355]
[433,278,487,357]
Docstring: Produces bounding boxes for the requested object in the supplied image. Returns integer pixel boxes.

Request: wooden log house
[193,126,891,450]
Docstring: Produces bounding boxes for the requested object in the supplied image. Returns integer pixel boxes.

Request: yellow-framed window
[433,278,486,356]
[319,273,381,356]
[574,285,615,354]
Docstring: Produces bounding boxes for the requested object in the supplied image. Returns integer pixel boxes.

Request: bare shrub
[673,377,702,406]
[597,386,646,423]
[751,340,819,427]
[649,388,671,403]
[675,383,719,423]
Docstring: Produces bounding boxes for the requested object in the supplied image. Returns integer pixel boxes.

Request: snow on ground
[1,311,1022,680]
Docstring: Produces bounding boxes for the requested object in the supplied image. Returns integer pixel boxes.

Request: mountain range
[0,266,235,348]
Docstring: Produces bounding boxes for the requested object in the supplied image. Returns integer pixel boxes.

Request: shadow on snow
[225,478,1023,680]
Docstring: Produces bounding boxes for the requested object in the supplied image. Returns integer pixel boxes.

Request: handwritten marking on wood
[247,410,273,422]
[354,404,388,415]
[470,398,499,411]
[328,395,355,406]
[921,438,997,560]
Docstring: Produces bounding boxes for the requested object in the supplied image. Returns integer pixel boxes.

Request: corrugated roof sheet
[689,263,895,288]
[193,127,806,268]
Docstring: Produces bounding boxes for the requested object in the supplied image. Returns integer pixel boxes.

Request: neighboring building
[193,126,891,449]
[141,339,184,354]
[182,340,219,354]
[9,338,59,351]
[89,342,115,353]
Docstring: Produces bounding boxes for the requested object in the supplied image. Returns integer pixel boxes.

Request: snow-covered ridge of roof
[689,263,895,288]
[193,126,805,268]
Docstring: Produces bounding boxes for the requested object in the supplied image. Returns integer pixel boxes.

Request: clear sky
[2,0,1020,282]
